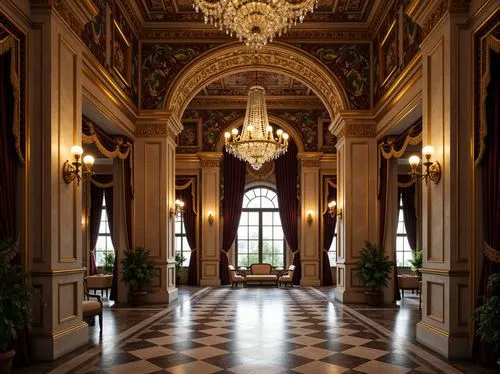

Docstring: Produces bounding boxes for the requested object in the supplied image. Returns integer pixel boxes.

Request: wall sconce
[306,210,313,225]
[327,200,343,219]
[408,145,441,185]
[208,211,214,225]
[170,199,185,218]
[63,145,94,185]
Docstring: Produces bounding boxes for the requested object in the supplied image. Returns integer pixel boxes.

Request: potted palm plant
[356,241,393,306]
[0,238,32,374]
[409,249,423,279]
[475,273,500,367]
[103,252,115,274]
[121,247,158,306]
[175,252,186,285]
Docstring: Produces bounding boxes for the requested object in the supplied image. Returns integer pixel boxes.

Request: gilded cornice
[329,112,376,140]
[297,152,323,168]
[407,0,470,39]
[197,152,223,168]
[135,123,168,138]
[30,0,98,37]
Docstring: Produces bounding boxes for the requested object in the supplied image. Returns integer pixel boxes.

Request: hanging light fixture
[225,84,289,170]
[192,0,318,51]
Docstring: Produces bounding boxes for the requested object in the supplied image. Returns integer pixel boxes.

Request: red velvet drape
[220,150,247,285]
[89,183,104,275]
[176,182,198,285]
[275,142,301,285]
[322,180,336,286]
[0,51,16,239]
[474,51,500,366]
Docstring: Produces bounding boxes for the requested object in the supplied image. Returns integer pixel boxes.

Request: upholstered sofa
[245,263,278,286]
[397,273,419,297]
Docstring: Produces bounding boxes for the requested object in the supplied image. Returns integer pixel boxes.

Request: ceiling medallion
[225,85,289,170]
[192,0,318,51]
[247,160,275,180]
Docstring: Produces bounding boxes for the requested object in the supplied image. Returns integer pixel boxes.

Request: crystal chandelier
[225,85,289,170]
[192,0,318,50]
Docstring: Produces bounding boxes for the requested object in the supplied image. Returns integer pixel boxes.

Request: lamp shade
[409,155,420,168]
[70,145,83,156]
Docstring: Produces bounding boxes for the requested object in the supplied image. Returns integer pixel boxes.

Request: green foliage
[175,252,186,273]
[103,252,115,274]
[355,241,393,291]
[0,238,32,352]
[409,250,423,278]
[475,274,500,354]
[121,247,158,292]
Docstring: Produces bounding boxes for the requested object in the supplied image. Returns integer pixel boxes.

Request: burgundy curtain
[0,51,16,239]
[322,179,336,286]
[474,51,500,366]
[399,182,417,251]
[275,141,301,285]
[89,184,104,275]
[176,182,198,285]
[220,150,246,285]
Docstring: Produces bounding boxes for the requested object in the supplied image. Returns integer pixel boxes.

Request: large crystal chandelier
[192,0,318,50]
[225,85,289,170]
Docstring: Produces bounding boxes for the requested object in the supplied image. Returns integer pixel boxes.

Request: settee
[245,263,278,286]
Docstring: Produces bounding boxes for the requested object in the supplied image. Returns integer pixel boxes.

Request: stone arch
[214,115,305,153]
[164,42,349,121]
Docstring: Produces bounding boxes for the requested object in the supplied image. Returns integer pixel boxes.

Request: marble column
[331,115,379,303]
[134,117,182,304]
[408,1,472,359]
[298,153,322,286]
[27,0,97,360]
[198,152,223,286]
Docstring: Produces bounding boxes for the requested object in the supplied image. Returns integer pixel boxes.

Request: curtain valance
[82,116,132,160]
[379,120,422,160]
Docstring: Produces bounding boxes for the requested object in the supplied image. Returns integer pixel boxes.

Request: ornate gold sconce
[327,200,343,219]
[63,145,94,185]
[170,199,185,218]
[408,145,441,185]
[208,211,214,225]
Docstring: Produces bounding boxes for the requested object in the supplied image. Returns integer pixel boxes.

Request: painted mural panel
[82,0,106,66]
[298,44,370,109]
[141,44,213,109]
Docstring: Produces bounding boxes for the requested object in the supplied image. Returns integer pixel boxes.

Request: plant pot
[0,350,15,374]
[129,291,147,306]
[365,290,384,306]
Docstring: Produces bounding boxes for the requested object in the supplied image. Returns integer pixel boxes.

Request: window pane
[262,226,272,240]
[248,212,259,224]
[262,252,273,264]
[273,227,284,240]
[273,212,281,225]
[249,226,259,240]
[396,236,404,251]
[398,210,404,221]
[247,197,260,209]
[182,237,190,251]
[175,221,182,233]
[396,252,404,267]
[243,196,250,208]
[248,241,259,253]
[273,241,283,253]
[106,237,114,250]
[239,212,248,226]
[262,212,273,225]
[248,253,259,265]
[238,254,249,267]
[237,240,248,253]
[328,252,336,266]
[96,236,106,251]
[176,237,182,251]
[99,221,108,234]
[238,226,248,239]
[261,197,274,208]
[273,254,283,268]
[96,251,105,267]
[183,252,191,267]
[100,210,107,222]
[262,241,273,254]
[397,222,406,234]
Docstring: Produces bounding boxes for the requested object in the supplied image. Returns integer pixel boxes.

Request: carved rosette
[165,44,347,121]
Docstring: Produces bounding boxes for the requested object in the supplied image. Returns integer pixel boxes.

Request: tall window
[236,187,285,267]
[175,213,191,267]
[396,195,412,266]
[95,196,114,267]
[328,233,337,266]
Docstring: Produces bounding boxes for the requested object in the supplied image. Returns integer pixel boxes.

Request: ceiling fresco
[137,0,375,23]
[197,72,312,97]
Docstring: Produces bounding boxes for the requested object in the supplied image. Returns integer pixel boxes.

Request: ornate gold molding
[135,123,167,137]
[200,160,221,168]
[301,160,321,168]
[164,43,347,121]
[188,96,325,109]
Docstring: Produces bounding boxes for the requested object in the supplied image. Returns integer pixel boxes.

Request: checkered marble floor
[74,288,443,373]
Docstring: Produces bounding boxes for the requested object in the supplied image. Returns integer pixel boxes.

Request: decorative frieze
[188,97,325,109]
[335,123,376,140]
[200,160,221,168]
[301,160,321,168]
[136,123,167,137]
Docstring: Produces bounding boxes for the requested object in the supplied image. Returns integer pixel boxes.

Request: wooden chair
[83,277,103,333]
[278,265,295,287]
[228,265,246,288]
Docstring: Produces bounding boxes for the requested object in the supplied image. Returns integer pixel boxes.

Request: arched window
[236,187,285,267]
